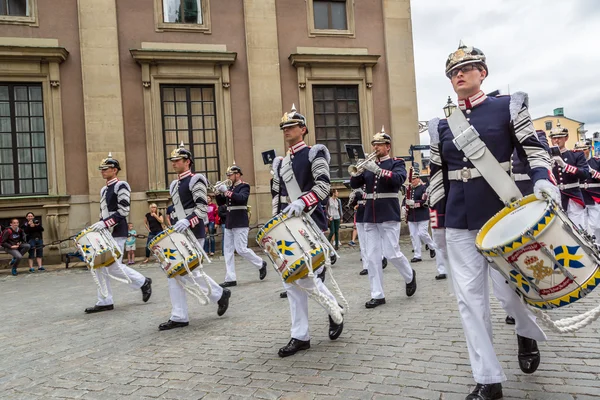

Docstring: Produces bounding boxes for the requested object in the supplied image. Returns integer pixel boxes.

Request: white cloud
[411,0,600,143]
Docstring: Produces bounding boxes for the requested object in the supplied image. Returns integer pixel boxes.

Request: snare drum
[149,228,201,278]
[476,194,600,309]
[74,228,121,269]
[256,213,326,284]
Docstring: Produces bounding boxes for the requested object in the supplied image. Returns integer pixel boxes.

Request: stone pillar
[77,0,127,200]
[243,0,284,222]
[382,0,420,159]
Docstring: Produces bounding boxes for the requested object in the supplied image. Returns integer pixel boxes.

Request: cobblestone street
[1,240,600,400]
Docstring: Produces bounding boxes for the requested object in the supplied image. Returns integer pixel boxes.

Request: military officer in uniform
[403,166,436,263]
[548,122,589,229]
[425,159,448,281]
[159,145,231,330]
[574,140,600,239]
[216,164,267,287]
[86,154,152,313]
[511,130,550,195]
[271,105,344,357]
[348,187,369,275]
[428,42,560,400]
[350,128,416,309]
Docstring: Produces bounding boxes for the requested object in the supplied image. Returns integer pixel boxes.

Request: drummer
[427,41,560,400]
[270,105,344,357]
[158,144,231,331]
[86,154,152,313]
[548,124,589,229]
[574,140,600,240]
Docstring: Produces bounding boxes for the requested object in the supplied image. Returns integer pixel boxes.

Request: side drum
[149,228,201,278]
[476,194,600,309]
[256,213,326,284]
[74,228,121,269]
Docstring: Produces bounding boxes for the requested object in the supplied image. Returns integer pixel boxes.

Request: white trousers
[356,222,368,271]
[567,200,586,231]
[283,266,336,341]
[96,237,146,306]
[446,228,547,384]
[168,238,224,322]
[408,220,436,259]
[224,227,263,282]
[431,228,447,275]
[364,222,414,299]
[587,203,600,242]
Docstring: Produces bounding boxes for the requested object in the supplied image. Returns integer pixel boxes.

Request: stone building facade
[0,0,418,260]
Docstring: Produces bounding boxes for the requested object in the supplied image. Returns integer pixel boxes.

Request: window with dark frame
[313,85,361,180]
[162,0,202,24]
[0,0,28,16]
[0,83,47,196]
[313,0,347,30]
[545,121,552,131]
[161,85,220,187]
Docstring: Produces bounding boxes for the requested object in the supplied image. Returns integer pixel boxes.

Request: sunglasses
[448,63,479,78]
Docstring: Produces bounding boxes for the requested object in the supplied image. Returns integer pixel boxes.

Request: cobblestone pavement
[1,239,600,400]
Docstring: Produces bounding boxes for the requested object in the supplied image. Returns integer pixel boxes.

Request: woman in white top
[326,189,342,249]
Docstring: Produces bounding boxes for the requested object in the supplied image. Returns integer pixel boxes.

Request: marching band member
[511,130,550,195]
[350,128,416,309]
[574,141,600,239]
[216,164,267,287]
[426,163,448,281]
[403,166,436,263]
[159,145,230,330]
[548,123,590,229]
[348,188,369,276]
[271,105,344,357]
[428,41,559,400]
[85,155,152,313]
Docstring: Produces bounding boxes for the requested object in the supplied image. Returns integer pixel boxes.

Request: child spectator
[126,222,137,265]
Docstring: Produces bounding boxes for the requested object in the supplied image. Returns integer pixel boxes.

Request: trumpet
[348,151,377,177]
[210,179,232,192]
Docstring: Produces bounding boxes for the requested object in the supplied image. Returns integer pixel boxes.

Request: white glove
[363,160,381,174]
[282,198,306,217]
[534,179,561,203]
[405,199,415,207]
[552,156,566,168]
[217,184,228,193]
[173,219,191,233]
[90,221,107,232]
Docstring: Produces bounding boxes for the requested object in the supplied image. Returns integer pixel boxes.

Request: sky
[411,0,600,146]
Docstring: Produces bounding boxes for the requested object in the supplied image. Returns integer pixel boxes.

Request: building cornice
[0,45,68,63]
[289,53,380,68]
[130,48,237,65]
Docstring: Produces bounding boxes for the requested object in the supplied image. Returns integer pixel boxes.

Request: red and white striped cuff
[301,192,319,208]
[225,191,233,198]
[104,218,115,228]
[593,171,600,180]
[379,169,392,179]
[429,209,439,229]
[564,164,577,174]
[189,215,200,228]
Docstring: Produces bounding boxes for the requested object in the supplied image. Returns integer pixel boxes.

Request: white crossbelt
[447,110,523,203]
[512,173,530,182]
[558,183,580,190]
[227,206,247,211]
[583,183,600,189]
[365,193,399,200]
[279,196,289,203]
[448,162,511,181]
